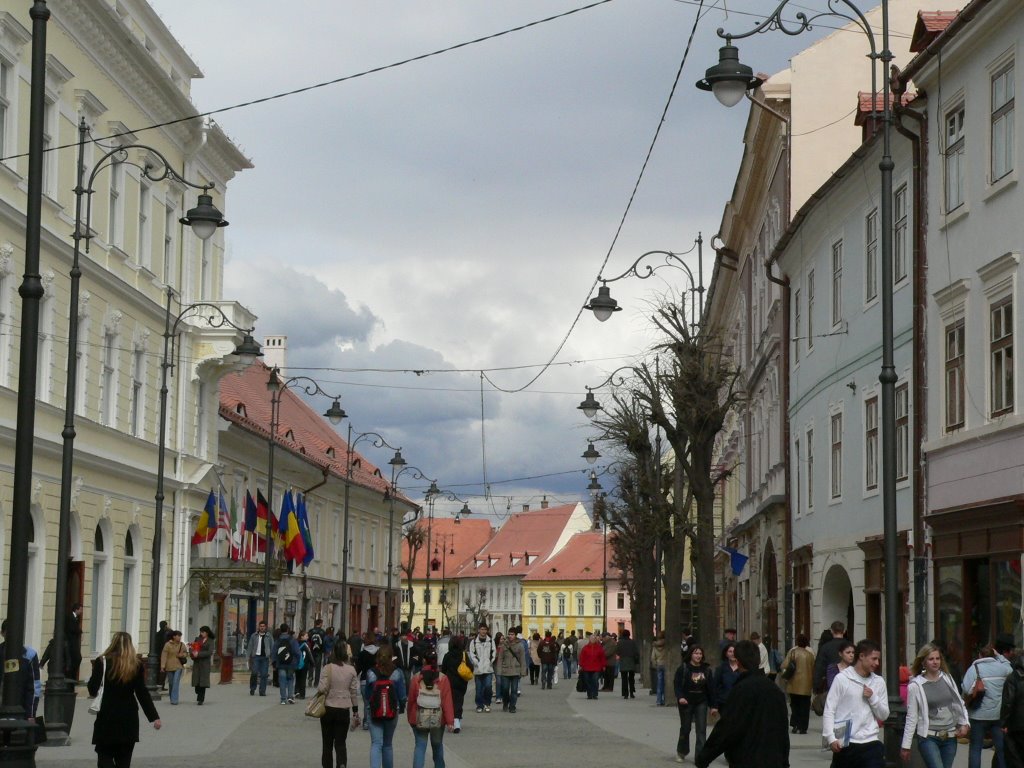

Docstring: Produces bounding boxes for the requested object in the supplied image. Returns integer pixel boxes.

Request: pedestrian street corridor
[36,677,981,768]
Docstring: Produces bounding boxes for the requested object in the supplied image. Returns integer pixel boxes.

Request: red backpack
[369,674,398,720]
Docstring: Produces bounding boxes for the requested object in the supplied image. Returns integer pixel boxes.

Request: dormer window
[326,447,335,458]
[526,554,537,565]
[284,429,295,442]
[474,558,483,568]
[488,556,498,567]
[373,468,382,478]
[235,403,246,417]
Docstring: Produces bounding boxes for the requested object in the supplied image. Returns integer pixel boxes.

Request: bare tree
[462,587,490,630]
[401,523,427,627]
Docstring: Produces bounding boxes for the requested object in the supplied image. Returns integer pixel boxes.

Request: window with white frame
[794,437,802,514]
[195,381,208,457]
[0,60,11,161]
[830,413,843,499]
[894,185,908,283]
[543,594,551,615]
[794,288,801,363]
[138,181,151,269]
[593,594,602,616]
[945,105,966,211]
[865,208,878,301]
[945,320,965,431]
[992,63,1015,182]
[991,297,1014,417]
[163,205,176,285]
[831,240,843,326]
[557,594,566,616]
[400,588,411,604]
[75,310,88,416]
[35,293,52,402]
[576,593,585,616]
[108,156,124,248]
[865,396,878,491]
[807,270,815,351]
[530,594,537,615]
[41,98,55,198]
[0,270,9,384]
[896,384,909,481]
[806,427,814,510]
[130,346,144,437]
[617,593,625,610]
[100,329,117,426]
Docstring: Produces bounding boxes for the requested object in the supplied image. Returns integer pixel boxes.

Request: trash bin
[219,654,233,685]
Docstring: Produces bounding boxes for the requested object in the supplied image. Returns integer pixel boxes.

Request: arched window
[121,528,140,637]
[26,508,43,649]
[92,524,111,653]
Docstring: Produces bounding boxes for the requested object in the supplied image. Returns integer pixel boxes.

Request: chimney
[522,504,529,512]
[262,335,288,371]
[540,496,549,509]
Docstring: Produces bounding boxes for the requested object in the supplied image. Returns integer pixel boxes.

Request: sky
[145,0,843,523]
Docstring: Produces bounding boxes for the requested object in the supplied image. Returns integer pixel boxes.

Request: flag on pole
[229,493,241,561]
[254,489,280,552]
[720,546,749,576]
[280,489,307,564]
[296,493,315,567]
[244,490,258,532]
[191,490,218,545]
[217,492,232,536]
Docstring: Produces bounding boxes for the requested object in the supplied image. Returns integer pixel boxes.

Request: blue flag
[297,493,315,567]
[721,546,749,576]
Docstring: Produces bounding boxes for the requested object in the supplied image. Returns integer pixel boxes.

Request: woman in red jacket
[578,634,607,700]
[406,660,454,768]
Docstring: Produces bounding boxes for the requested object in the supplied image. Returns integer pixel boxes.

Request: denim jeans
[969,719,1006,768]
[583,670,600,699]
[167,669,183,704]
[278,668,295,701]
[655,667,666,705]
[541,663,556,688]
[250,656,269,695]
[917,734,958,768]
[474,674,492,709]
[677,702,708,757]
[499,676,520,709]
[412,727,445,768]
[368,715,399,768]
[562,657,572,679]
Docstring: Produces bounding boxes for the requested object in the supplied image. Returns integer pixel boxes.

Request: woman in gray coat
[190,625,214,705]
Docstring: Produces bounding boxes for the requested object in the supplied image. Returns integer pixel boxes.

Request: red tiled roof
[219,361,408,500]
[401,518,495,580]
[910,10,959,52]
[455,503,583,579]
[522,530,611,582]
[853,91,916,125]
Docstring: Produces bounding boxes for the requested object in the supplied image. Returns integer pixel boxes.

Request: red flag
[254,489,279,553]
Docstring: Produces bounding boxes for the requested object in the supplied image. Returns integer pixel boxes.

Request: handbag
[965,662,986,711]
[576,675,586,692]
[782,658,797,680]
[304,691,327,718]
[811,691,826,716]
[457,653,474,683]
[88,657,106,715]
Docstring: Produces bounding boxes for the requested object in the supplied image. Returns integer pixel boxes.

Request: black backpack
[310,631,324,651]
[276,638,294,666]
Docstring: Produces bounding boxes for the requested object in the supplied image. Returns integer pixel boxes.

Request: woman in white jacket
[900,643,969,768]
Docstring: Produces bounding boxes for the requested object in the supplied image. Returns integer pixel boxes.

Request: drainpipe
[893,72,928,650]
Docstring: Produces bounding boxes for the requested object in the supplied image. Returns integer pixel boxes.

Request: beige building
[0,0,249,667]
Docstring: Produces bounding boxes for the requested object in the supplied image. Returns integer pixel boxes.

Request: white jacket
[468,636,495,675]
[822,666,890,746]
[901,672,968,749]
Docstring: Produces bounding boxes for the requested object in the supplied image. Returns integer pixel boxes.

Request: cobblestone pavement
[35,677,977,768]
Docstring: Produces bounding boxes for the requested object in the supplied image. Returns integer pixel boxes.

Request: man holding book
[822,639,890,768]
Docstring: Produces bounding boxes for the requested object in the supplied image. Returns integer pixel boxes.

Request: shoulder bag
[305,691,327,718]
[88,656,106,715]
[457,652,474,682]
[964,662,987,711]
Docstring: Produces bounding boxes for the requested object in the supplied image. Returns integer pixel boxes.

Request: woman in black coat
[440,636,469,733]
[87,632,161,768]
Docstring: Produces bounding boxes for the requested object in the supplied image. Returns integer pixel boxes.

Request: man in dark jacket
[696,640,789,768]
[1002,654,1024,766]
[538,631,560,690]
[614,629,641,699]
[813,621,847,693]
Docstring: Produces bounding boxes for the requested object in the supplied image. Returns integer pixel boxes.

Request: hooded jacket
[1001,655,1024,732]
[696,670,789,768]
[901,672,968,748]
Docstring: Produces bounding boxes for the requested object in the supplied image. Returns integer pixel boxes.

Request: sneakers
[453,718,461,733]
[280,700,288,705]
[250,690,255,696]
[675,755,685,764]
[476,707,483,713]
[483,706,491,713]
[287,698,295,704]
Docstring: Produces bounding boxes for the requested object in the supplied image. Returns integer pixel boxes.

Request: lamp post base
[40,680,76,746]
[884,700,908,768]
[143,654,163,702]
[0,716,38,768]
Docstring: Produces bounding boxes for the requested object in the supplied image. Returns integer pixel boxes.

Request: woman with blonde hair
[901,643,969,768]
[316,642,360,768]
[87,632,161,768]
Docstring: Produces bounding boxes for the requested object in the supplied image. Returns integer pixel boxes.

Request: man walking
[538,630,559,690]
[468,623,495,713]
[815,621,847,692]
[66,602,83,681]
[247,621,273,696]
[822,639,889,768]
[308,618,327,685]
[272,623,302,704]
[601,632,618,692]
[696,640,789,768]
[615,629,640,699]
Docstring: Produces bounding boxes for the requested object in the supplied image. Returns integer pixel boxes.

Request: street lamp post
[2,3,49,764]
[431,534,455,631]
[421,483,471,629]
[388,454,430,628]
[263,368,346,626]
[148,289,263,692]
[588,478,606,632]
[698,2,902,763]
[340,428,400,634]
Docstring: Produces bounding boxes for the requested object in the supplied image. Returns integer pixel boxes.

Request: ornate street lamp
[390,458,431,629]
[340,427,400,634]
[697,1,903,761]
[575,366,635,420]
[582,442,601,465]
[421,484,470,628]
[147,290,262,692]
[263,369,346,626]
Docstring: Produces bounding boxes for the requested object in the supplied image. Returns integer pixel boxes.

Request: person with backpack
[295,630,314,700]
[272,623,301,705]
[407,657,454,768]
[365,644,407,768]
[309,619,327,686]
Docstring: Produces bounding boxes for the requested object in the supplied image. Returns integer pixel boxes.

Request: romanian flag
[244,490,258,533]
[296,493,314,567]
[191,490,218,545]
[280,490,306,564]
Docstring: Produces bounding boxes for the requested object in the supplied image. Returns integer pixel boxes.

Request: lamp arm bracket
[281,375,341,402]
[717,0,875,56]
[587,365,636,394]
[352,431,400,453]
[600,248,698,288]
[170,301,254,338]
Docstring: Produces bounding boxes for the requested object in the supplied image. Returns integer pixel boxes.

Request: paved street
[34,675,985,768]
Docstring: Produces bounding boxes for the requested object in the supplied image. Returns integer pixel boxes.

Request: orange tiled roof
[853,91,916,125]
[401,517,495,580]
[522,529,611,582]
[219,361,407,499]
[455,503,580,579]
[910,10,959,52]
